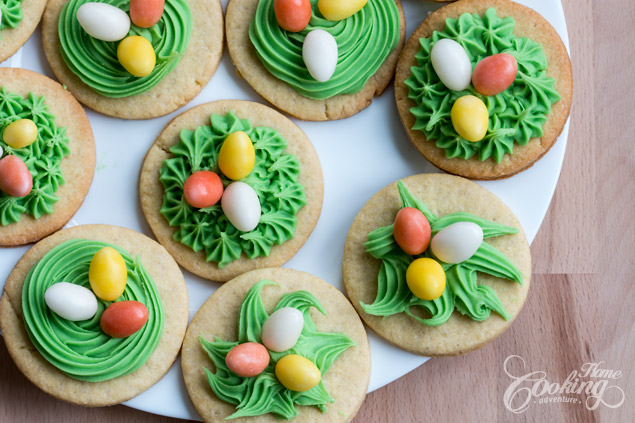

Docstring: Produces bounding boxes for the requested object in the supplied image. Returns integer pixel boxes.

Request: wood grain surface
[2,0,633,422]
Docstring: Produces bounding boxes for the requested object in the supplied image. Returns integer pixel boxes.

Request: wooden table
[2,0,632,421]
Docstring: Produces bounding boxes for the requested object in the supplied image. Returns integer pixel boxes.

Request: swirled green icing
[249,0,400,100]
[21,239,165,382]
[362,181,522,326]
[0,0,24,33]
[159,111,306,268]
[200,280,355,420]
[0,87,70,225]
[405,8,560,163]
[58,0,191,98]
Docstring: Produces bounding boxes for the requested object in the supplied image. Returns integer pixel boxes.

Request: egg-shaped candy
[302,29,338,82]
[76,2,131,42]
[117,35,156,77]
[472,53,518,96]
[275,354,321,392]
[100,301,149,338]
[221,182,261,232]
[450,95,489,142]
[130,0,165,28]
[261,307,304,352]
[430,221,484,264]
[3,118,37,149]
[0,155,32,197]
[318,0,368,21]
[183,170,223,208]
[226,342,270,377]
[218,131,256,181]
[430,38,472,91]
[44,282,98,321]
[405,258,446,301]
[89,246,127,301]
[274,0,311,32]
[393,207,431,256]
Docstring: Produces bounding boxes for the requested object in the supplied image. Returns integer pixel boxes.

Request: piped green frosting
[0,87,70,225]
[362,181,522,326]
[249,0,400,100]
[405,8,560,163]
[58,0,191,98]
[200,280,355,420]
[159,111,306,268]
[21,239,165,382]
[0,0,24,32]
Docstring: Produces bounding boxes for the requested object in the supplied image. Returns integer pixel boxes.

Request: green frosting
[21,239,165,382]
[200,280,355,420]
[159,111,306,268]
[362,181,522,326]
[0,88,70,225]
[0,0,24,32]
[405,8,561,163]
[249,0,400,100]
[58,0,191,98]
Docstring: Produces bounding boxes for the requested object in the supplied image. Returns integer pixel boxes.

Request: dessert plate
[0,0,570,419]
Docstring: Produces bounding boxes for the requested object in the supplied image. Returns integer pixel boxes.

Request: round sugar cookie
[395,0,573,179]
[0,68,95,246]
[181,267,370,423]
[0,0,47,62]
[342,173,531,356]
[41,0,224,119]
[139,100,323,282]
[0,224,189,406]
[225,0,406,121]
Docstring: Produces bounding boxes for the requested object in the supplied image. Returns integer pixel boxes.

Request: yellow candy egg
[275,354,321,392]
[218,131,256,180]
[117,35,156,77]
[88,247,127,301]
[405,257,446,301]
[318,0,368,21]
[450,95,489,142]
[3,119,38,149]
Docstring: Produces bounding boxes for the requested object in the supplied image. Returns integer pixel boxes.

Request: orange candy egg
[129,0,165,28]
[274,0,311,32]
[0,155,32,197]
[472,53,518,96]
[183,170,223,208]
[100,301,149,338]
[226,342,270,377]
[393,207,431,255]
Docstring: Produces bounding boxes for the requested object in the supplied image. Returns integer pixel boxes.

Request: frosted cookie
[0,224,189,406]
[41,0,224,119]
[395,0,573,179]
[181,267,370,422]
[139,100,323,282]
[0,68,95,246]
[342,174,531,356]
[225,0,406,121]
[0,0,47,62]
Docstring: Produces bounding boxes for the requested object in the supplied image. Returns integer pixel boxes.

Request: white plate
[0,0,570,419]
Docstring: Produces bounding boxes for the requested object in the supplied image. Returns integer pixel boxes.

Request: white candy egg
[76,3,131,42]
[261,307,304,352]
[302,29,338,82]
[430,38,472,91]
[221,181,261,232]
[430,222,484,264]
[44,282,98,321]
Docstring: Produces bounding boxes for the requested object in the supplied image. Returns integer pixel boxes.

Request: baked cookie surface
[181,267,370,422]
[0,0,47,62]
[342,173,531,356]
[0,224,189,406]
[395,0,573,179]
[0,68,95,246]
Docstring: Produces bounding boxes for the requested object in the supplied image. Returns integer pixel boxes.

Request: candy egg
[117,35,156,77]
[393,207,431,256]
[3,118,38,149]
[275,354,321,392]
[318,0,368,21]
[274,0,311,32]
[302,29,338,82]
[430,221,484,264]
[221,182,261,232]
[450,95,489,142]
[76,2,131,42]
[405,258,446,301]
[430,38,472,91]
[89,247,127,301]
[261,307,304,352]
[100,301,149,338]
[218,131,256,181]
[0,155,32,197]
[472,53,518,96]
[183,170,223,208]
[44,282,98,321]
[130,0,165,28]
[226,342,270,377]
